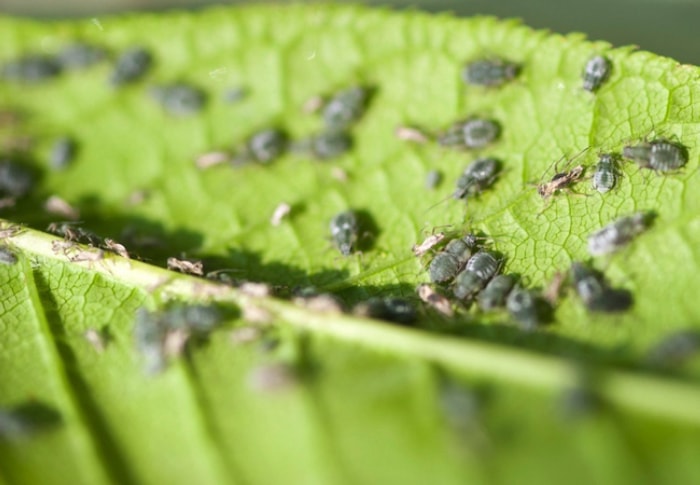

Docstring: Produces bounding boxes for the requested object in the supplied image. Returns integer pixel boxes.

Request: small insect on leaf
[412,232,447,257]
[110,46,153,86]
[270,202,291,226]
[329,210,359,256]
[0,159,35,199]
[536,158,586,200]
[452,250,500,301]
[587,211,654,256]
[570,262,633,313]
[417,283,454,317]
[395,125,431,144]
[1,54,62,83]
[353,297,417,325]
[103,238,130,259]
[149,83,207,116]
[425,170,442,190]
[506,285,548,331]
[428,236,476,284]
[453,158,501,201]
[292,130,352,160]
[623,138,688,172]
[591,153,621,194]
[322,86,371,130]
[462,58,520,87]
[241,128,289,164]
[167,257,204,276]
[57,42,106,70]
[582,55,612,92]
[439,118,501,149]
[477,274,516,311]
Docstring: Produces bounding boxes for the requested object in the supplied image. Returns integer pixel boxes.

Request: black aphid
[150,83,206,116]
[0,402,62,440]
[478,274,516,311]
[57,43,106,69]
[452,250,500,300]
[506,286,543,331]
[1,55,62,83]
[462,58,519,87]
[645,329,700,368]
[0,160,35,198]
[293,130,352,160]
[0,245,17,265]
[330,210,359,256]
[50,136,76,170]
[582,55,611,92]
[110,47,152,86]
[439,118,500,149]
[592,153,620,193]
[587,212,653,256]
[570,262,633,313]
[428,236,476,284]
[322,86,370,130]
[353,297,417,325]
[623,139,688,172]
[245,128,288,164]
[453,158,501,200]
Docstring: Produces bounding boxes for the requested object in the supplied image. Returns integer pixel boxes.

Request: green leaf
[1,5,700,484]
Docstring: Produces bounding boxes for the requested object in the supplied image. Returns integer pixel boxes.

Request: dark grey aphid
[0,160,34,198]
[439,118,500,149]
[110,47,152,86]
[587,211,652,256]
[150,84,206,116]
[506,286,541,331]
[0,402,62,440]
[50,136,76,170]
[322,86,370,129]
[246,128,288,164]
[428,237,476,284]
[353,297,417,325]
[57,43,106,69]
[452,250,500,300]
[462,58,519,87]
[582,55,611,92]
[425,170,442,190]
[0,245,17,265]
[478,274,516,311]
[304,131,352,159]
[570,262,632,313]
[330,210,359,256]
[1,55,62,83]
[623,139,688,172]
[645,329,700,368]
[453,158,501,200]
[592,153,620,193]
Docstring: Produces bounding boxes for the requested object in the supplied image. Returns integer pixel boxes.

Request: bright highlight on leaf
[1,4,700,484]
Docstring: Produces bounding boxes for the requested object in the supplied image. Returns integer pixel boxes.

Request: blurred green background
[2,0,700,65]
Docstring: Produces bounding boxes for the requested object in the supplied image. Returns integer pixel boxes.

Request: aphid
[0,245,17,265]
[44,195,80,220]
[103,238,130,259]
[537,159,586,199]
[438,118,500,149]
[46,222,100,245]
[150,83,206,116]
[1,55,62,83]
[49,136,76,170]
[352,297,417,325]
[592,153,620,193]
[452,250,500,300]
[587,211,652,256]
[428,236,476,284]
[167,257,203,276]
[57,43,106,69]
[0,222,23,239]
[453,158,501,200]
[0,402,62,440]
[477,274,516,311]
[425,170,442,190]
[582,55,612,92]
[623,139,688,172]
[506,286,542,331]
[293,131,352,160]
[417,283,454,317]
[0,160,35,199]
[270,202,291,226]
[329,210,359,256]
[412,231,446,257]
[645,329,700,368]
[243,128,288,164]
[110,47,152,86]
[570,262,633,312]
[322,86,370,129]
[462,58,519,87]
[395,125,430,144]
